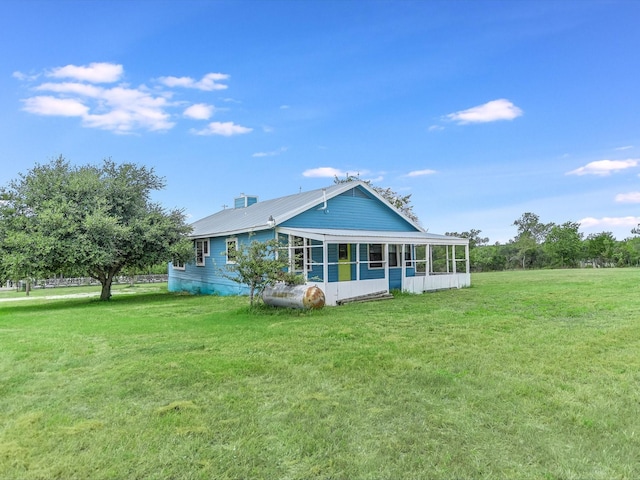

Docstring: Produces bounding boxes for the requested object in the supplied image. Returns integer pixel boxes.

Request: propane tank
[262,283,325,309]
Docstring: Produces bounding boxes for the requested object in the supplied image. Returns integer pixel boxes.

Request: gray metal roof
[190,181,426,239]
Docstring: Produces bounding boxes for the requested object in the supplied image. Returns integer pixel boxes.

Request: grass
[1,269,639,479]
[0,282,162,300]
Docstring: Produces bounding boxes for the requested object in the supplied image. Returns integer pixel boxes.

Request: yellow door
[338,243,351,281]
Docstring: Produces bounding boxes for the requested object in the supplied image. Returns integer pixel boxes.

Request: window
[404,244,413,267]
[388,244,399,267]
[195,239,209,266]
[368,244,383,268]
[226,239,237,264]
[291,236,305,272]
[173,259,185,270]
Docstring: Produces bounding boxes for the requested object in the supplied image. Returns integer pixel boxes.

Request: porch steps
[336,291,394,305]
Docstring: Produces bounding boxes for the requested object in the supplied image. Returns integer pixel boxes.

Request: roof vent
[234,193,258,209]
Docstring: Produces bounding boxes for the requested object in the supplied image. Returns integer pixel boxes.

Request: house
[168,181,470,306]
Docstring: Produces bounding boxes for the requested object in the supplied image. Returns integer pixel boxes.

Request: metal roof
[189,181,424,238]
[277,227,468,245]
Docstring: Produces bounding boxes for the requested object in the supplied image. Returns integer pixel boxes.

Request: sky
[1,0,639,243]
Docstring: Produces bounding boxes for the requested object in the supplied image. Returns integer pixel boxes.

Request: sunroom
[277,227,470,306]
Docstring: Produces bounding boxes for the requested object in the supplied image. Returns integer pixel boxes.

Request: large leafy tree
[0,156,193,300]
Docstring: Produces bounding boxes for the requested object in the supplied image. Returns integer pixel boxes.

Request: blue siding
[389,268,402,290]
[168,230,276,296]
[327,243,338,282]
[358,244,384,280]
[281,186,418,232]
[308,239,324,281]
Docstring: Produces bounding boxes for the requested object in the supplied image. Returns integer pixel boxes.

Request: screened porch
[277,228,470,306]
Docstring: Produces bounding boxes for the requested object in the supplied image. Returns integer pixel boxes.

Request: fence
[29,274,168,289]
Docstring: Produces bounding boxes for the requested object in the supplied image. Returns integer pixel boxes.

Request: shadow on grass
[0,291,324,318]
[0,291,197,316]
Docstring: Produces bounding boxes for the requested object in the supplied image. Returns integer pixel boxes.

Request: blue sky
[2,0,639,243]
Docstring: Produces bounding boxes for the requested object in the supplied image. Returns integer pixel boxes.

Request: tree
[334,174,420,224]
[584,232,617,267]
[544,221,583,268]
[0,156,193,300]
[616,236,640,267]
[468,244,507,272]
[221,238,295,306]
[513,212,552,244]
[510,213,553,269]
[445,229,489,249]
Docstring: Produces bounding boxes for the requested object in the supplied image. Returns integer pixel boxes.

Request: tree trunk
[100,275,113,301]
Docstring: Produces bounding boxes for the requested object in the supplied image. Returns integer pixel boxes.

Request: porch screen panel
[327,243,339,282]
[308,239,324,281]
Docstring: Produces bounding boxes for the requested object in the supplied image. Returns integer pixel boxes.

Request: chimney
[234,193,258,209]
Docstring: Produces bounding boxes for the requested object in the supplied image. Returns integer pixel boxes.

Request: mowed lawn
[1,270,639,479]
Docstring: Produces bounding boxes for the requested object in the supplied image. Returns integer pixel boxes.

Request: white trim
[195,239,209,267]
[368,243,384,269]
[172,260,186,271]
[276,227,469,246]
[226,238,238,264]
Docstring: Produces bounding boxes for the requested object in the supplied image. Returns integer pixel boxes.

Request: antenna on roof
[222,204,228,210]
[299,186,302,193]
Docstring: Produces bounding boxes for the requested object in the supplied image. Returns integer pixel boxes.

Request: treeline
[447,212,640,272]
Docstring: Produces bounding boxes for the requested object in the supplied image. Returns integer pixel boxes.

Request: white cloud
[405,169,437,177]
[615,192,640,203]
[157,72,229,91]
[191,121,252,136]
[579,216,640,228]
[23,82,173,133]
[36,81,103,97]
[446,99,523,125]
[615,145,634,151]
[85,86,174,132]
[17,64,244,134]
[252,147,288,158]
[183,103,214,120]
[303,167,347,178]
[13,71,39,81]
[47,62,123,83]
[22,96,89,117]
[566,159,639,176]
[428,125,444,132]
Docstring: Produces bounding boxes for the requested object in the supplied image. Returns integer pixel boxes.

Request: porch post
[452,245,457,274]
[465,243,470,274]
[384,243,389,289]
[401,244,406,289]
[323,240,329,288]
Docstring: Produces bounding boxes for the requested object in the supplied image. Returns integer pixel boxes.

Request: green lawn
[1,269,639,479]
[0,282,163,300]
